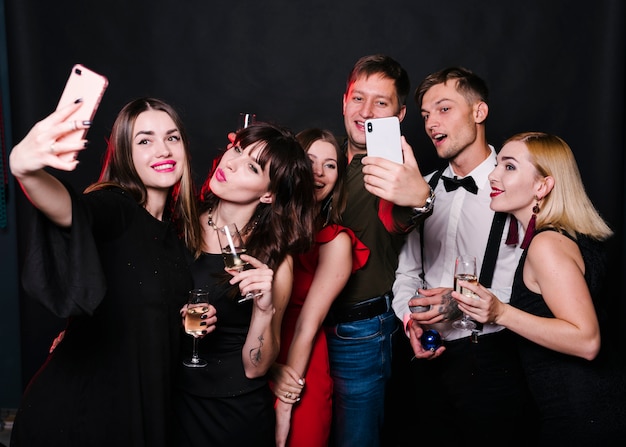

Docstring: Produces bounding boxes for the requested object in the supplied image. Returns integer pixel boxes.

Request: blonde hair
[505,132,612,241]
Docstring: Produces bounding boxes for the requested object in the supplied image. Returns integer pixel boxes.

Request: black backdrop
[5,0,625,387]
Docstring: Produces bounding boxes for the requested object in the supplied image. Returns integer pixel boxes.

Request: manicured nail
[82,120,92,126]
[74,98,83,104]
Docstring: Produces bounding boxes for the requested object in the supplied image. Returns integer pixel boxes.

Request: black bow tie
[441,175,478,194]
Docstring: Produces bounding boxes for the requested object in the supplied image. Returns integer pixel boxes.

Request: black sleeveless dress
[510,229,626,445]
[172,252,275,446]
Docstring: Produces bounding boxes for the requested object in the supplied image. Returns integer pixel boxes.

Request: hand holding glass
[452,255,478,330]
[217,223,262,303]
[183,288,210,368]
[409,278,431,313]
[410,282,462,320]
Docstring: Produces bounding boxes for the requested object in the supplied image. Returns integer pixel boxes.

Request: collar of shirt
[424,146,511,340]
[443,145,496,192]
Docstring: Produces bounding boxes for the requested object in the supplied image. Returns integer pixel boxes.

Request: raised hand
[361,136,431,207]
[10,100,91,177]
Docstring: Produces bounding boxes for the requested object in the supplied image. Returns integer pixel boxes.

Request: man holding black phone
[323,54,432,447]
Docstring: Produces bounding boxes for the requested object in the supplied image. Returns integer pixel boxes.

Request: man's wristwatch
[412,187,435,215]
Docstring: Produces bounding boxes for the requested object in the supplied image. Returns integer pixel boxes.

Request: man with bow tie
[390,67,538,444]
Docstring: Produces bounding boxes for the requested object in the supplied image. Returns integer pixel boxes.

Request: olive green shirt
[338,154,416,306]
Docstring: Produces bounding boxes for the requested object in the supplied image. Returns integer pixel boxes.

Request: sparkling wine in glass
[452,255,478,331]
[183,288,210,367]
[217,223,260,303]
[217,223,249,273]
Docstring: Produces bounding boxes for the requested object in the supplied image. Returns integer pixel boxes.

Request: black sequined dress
[11,186,192,447]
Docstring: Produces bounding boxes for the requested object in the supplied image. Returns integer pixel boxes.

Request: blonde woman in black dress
[454,132,626,445]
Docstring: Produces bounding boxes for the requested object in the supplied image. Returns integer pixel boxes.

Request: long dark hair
[85,97,202,250]
[296,128,347,230]
[197,123,316,269]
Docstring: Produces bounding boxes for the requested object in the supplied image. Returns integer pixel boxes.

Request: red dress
[276,224,369,446]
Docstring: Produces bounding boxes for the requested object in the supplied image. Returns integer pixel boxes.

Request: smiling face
[420,80,484,161]
[307,140,339,203]
[208,143,272,206]
[488,140,544,224]
[342,73,406,155]
[131,110,186,199]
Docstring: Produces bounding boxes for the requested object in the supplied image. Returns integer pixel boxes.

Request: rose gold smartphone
[55,64,108,145]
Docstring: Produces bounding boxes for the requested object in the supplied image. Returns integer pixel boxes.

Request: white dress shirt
[392,147,523,341]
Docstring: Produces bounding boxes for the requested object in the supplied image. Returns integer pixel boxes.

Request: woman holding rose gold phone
[453,132,626,443]
[9,97,202,447]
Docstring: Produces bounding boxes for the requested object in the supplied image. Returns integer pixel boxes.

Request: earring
[532,202,540,214]
[521,198,540,249]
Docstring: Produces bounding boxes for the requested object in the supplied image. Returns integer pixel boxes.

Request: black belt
[444,328,509,348]
[325,292,392,325]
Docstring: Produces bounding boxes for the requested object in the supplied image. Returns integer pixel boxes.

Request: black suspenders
[419,167,507,289]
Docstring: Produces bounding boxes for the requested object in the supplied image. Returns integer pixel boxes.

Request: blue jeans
[325,306,398,447]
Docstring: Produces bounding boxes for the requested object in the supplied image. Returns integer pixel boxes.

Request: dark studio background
[0,0,624,409]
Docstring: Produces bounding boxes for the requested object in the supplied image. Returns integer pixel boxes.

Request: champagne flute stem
[237,290,263,304]
[191,338,200,363]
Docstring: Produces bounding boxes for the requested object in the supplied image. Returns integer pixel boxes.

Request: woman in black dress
[9,97,202,446]
[173,123,316,446]
[454,132,626,445]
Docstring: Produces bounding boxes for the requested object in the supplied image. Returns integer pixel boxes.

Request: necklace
[207,209,219,231]
[207,208,259,235]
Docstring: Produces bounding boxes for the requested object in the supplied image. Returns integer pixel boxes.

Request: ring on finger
[285,392,292,399]
[72,120,78,131]
[50,142,56,153]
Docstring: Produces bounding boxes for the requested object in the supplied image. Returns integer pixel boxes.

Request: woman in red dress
[271,129,369,447]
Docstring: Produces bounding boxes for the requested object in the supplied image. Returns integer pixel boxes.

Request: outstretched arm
[9,101,91,227]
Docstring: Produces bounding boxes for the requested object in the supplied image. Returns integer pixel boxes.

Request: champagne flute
[238,112,256,130]
[217,223,261,303]
[218,223,249,272]
[183,288,210,368]
[451,255,478,330]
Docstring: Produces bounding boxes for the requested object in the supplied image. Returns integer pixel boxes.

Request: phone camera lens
[367,122,372,132]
